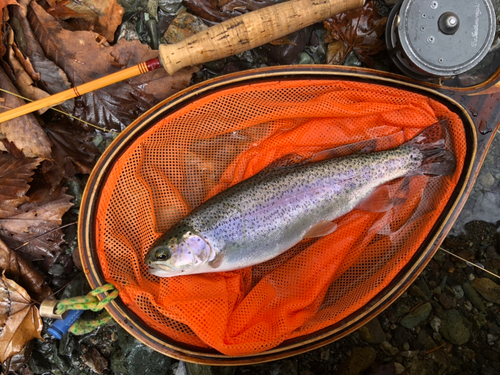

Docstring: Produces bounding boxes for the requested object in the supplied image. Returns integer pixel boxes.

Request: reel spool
[386,0,496,80]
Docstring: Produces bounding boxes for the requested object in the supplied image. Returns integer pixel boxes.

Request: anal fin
[355,185,393,213]
[304,220,338,239]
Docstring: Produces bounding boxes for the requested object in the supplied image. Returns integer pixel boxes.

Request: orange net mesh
[95,79,465,355]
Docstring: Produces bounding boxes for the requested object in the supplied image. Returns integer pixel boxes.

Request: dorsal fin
[259,153,311,174]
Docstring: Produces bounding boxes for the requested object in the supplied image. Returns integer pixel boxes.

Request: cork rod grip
[159,0,365,75]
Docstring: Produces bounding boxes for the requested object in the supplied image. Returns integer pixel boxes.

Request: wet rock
[81,347,108,374]
[48,263,64,277]
[380,341,399,356]
[484,349,500,362]
[394,362,406,374]
[430,316,441,333]
[263,27,313,65]
[472,278,500,304]
[452,285,465,299]
[29,348,52,374]
[337,347,376,375]
[400,302,432,329]
[446,269,467,286]
[186,362,237,375]
[393,326,412,346]
[409,285,427,301]
[359,317,386,344]
[463,282,487,311]
[294,52,314,65]
[486,246,500,259]
[439,309,470,345]
[439,293,456,309]
[164,12,208,44]
[480,172,495,188]
[113,327,172,375]
[472,313,488,329]
[159,0,183,14]
[487,334,498,345]
[265,359,298,375]
[416,279,432,300]
[393,302,411,317]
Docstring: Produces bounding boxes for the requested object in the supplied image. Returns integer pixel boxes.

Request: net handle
[159,0,365,75]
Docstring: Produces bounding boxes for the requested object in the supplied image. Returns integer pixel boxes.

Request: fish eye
[154,248,170,260]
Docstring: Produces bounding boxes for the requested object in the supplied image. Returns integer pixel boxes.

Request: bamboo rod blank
[0,0,365,124]
[0,61,157,124]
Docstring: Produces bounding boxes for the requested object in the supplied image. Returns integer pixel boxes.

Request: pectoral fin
[209,250,225,268]
[355,185,393,212]
[303,220,338,239]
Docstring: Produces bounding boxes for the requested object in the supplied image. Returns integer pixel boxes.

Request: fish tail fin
[409,120,456,176]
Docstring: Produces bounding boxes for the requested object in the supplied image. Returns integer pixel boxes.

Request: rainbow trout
[145,125,455,277]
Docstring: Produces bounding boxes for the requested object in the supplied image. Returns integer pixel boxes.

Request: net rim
[78,65,476,364]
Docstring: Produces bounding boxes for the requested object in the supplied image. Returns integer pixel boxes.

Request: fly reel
[386,0,497,80]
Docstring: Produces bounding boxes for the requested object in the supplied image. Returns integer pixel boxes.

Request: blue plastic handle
[47,309,84,339]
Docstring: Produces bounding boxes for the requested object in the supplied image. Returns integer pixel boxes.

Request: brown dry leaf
[0,238,51,302]
[11,0,74,114]
[12,44,40,82]
[323,0,387,67]
[0,273,42,363]
[0,67,52,158]
[0,0,18,8]
[184,0,275,22]
[0,187,73,260]
[28,1,197,130]
[0,152,40,218]
[44,0,124,42]
[6,44,50,114]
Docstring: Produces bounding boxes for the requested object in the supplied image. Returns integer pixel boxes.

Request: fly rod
[0,0,365,124]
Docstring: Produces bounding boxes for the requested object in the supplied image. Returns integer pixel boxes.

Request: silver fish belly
[145,142,427,277]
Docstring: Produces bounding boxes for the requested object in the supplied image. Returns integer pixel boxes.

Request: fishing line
[439,246,500,280]
[12,221,77,251]
[0,88,117,133]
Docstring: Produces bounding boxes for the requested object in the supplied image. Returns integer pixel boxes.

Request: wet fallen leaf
[0,273,42,363]
[0,1,20,58]
[0,238,52,302]
[11,0,74,114]
[323,0,387,67]
[326,40,348,65]
[28,1,197,130]
[0,186,73,260]
[2,340,33,373]
[269,36,297,46]
[0,152,40,218]
[42,120,101,191]
[44,0,124,42]
[184,0,275,22]
[0,67,52,158]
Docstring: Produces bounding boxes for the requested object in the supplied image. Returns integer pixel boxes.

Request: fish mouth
[148,267,177,277]
[147,261,176,272]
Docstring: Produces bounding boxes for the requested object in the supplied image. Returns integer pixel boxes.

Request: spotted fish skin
[145,127,454,277]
